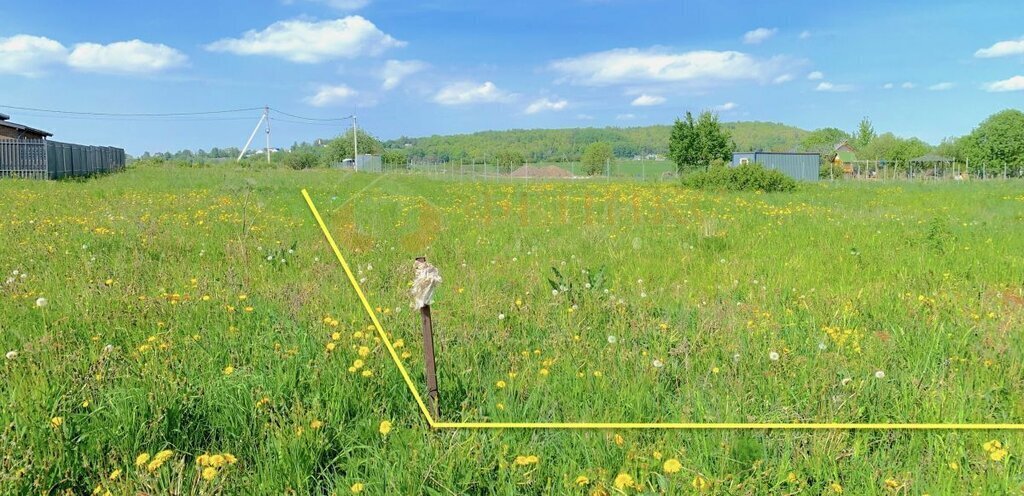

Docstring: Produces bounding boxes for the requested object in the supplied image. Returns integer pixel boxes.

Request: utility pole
[264,106,271,164]
[352,115,358,171]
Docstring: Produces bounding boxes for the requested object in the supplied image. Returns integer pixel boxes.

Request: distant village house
[0,113,52,141]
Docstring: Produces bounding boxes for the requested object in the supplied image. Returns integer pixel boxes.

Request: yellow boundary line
[302,189,1024,431]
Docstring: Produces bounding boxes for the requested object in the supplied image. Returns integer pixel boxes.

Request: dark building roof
[0,114,52,138]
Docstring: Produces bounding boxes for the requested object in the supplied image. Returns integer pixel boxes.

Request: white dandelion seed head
[841,377,852,386]
[288,249,294,254]
[498,313,506,320]
[607,335,617,344]
[11,270,19,276]
[102,344,114,354]
[768,351,780,361]
[551,289,559,296]
[652,359,664,368]
[4,277,13,285]
[35,297,48,308]
[266,255,273,261]
[640,292,647,298]
[818,342,827,351]
[584,283,591,289]
[5,350,17,360]
[874,370,885,379]
[19,273,26,280]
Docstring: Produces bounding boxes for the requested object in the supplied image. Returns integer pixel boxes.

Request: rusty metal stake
[415,256,441,421]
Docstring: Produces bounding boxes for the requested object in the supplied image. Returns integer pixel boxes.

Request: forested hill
[382,121,809,162]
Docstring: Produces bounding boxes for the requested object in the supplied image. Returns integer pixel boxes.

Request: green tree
[668,111,732,174]
[494,150,525,172]
[855,117,875,150]
[325,129,383,165]
[382,149,409,170]
[961,109,1024,175]
[580,142,614,175]
[799,127,851,154]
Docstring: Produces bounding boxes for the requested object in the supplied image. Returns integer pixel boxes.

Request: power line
[269,108,350,122]
[0,104,263,117]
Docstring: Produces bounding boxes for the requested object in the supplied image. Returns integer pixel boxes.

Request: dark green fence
[46,140,126,179]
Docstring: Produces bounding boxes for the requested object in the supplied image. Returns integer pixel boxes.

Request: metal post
[264,106,271,164]
[415,256,441,420]
[352,115,358,171]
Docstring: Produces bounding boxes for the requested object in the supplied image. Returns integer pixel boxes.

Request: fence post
[411,257,441,421]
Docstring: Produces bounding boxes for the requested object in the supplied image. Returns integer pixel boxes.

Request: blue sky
[2,0,1023,155]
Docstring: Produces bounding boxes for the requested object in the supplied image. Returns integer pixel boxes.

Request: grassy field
[2,164,1023,495]
[408,159,678,180]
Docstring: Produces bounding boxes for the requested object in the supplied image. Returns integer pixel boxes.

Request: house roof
[0,117,52,137]
[835,150,857,162]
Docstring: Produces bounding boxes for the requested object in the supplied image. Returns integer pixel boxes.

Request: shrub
[282,150,323,170]
[681,163,796,192]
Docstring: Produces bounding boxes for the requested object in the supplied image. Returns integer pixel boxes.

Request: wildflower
[361,369,373,377]
[691,475,711,491]
[202,467,218,481]
[884,479,900,489]
[652,359,664,368]
[393,339,404,349]
[310,420,324,430]
[331,332,341,340]
[496,380,506,389]
[513,455,539,465]
[147,450,174,472]
[208,454,226,467]
[768,351,780,361]
[498,313,506,320]
[663,458,682,474]
[948,461,959,471]
[575,475,590,486]
[379,420,392,436]
[652,450,662,460]
[50,416,64,428]
[135,453,150,467]
[711,366,720,374]
[5,350,17,360]
[223,365,234,375]
[786,472,798,483]
[350,482,364,493]
[613,473,635,490]
[829,482,843,493]
[607,335,617,344]
[358,346,370,357]
[35,297,48,308]
[197,454,210,466]
[551,289,559,296]
[539,368,549,376]
[326,342,336,351]
[613,434,624,446]
[874,370,885,379]
[102,344,114,354]
[108,469,122,481]
[984,440,1009,461]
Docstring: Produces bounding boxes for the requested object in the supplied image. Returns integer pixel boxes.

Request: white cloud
[975,37,1024,58]
[549,47,795,86]
[883,82,894,89]
[206,16,404,63]
[615,113,637,120]
[901,82,916,89]
[928,82,955,91]
[815,81,853,92]
[524,97,568,114]
[773,73,793,84]
[0,34,67,76]
[807,71,824,80]
[799,30,812,40]
[630,94,665,106]
[433,81,509,105]
[380,59,426,89]
[304,84,358,106]
[743,27,777,45]
[67,40,187,74]
[714,102,738,111]
[576,113,594,120]
[985,75,1024,92]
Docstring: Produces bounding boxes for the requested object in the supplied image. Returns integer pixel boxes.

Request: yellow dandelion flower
[663,458,682,474]
[830,482,843,493]
[50,416,64,428]
[513,455,539,466]
[379,420,392,436]
[574,475,590,486]
[108,469,122,481]
[613,434,624,446]
[539,368,549,376]
[310,420,324,430]
[613,473,635,490]
[223,365,234,375]
[197,454,210,466]
[332,332,341,340]
[223,453,238,465]
[135,453,150,467]
[393,339,404,349]
[208,454,225,467]
[496,380,506,389]
[201,467,218,481]
[358,346,370,357]
[361,369,373,377]
[692,475,711,491]
[326,342,337,351]
[350,482,364,493]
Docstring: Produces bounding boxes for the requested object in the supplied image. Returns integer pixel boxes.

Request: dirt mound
[510,165,573,178]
